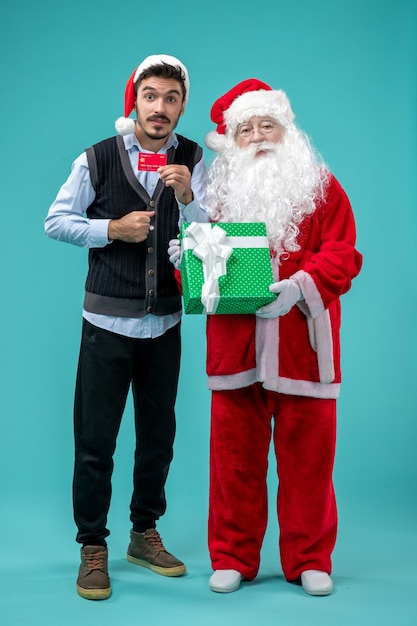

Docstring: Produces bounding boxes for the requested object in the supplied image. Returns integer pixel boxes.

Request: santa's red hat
[115,54,190,135]
[205,78,295,152]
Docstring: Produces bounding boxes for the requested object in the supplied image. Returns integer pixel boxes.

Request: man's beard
[206,126,329,256]
[135,112,180,141]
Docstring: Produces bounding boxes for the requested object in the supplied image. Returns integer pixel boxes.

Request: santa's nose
[249,128,264,142]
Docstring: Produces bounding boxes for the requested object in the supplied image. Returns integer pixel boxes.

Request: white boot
[301,570,333,596]
[209,569,242,593]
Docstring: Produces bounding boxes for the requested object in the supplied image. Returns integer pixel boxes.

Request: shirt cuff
[89,219,112,247]
[178,198,198,219]
[178,199,208,226]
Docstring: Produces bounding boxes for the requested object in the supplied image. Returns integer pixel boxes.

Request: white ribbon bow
[184,222,233,314]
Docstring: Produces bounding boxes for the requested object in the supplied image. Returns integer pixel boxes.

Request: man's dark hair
[134,63,186,101]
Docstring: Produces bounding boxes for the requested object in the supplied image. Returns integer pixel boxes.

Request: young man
[170,78,362,596]
[45,54,207,600]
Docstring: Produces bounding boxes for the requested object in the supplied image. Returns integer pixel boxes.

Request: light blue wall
[0,0,415,539]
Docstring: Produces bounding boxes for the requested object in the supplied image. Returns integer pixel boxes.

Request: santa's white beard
[206,127,329,256]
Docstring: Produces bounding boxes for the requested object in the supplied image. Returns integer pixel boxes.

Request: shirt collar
[123,132,179,153]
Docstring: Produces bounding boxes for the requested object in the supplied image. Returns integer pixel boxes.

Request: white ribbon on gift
[183,222,233,313]
[183,222,270,314]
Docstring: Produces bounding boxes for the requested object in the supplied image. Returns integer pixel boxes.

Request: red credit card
[138,152,167,171]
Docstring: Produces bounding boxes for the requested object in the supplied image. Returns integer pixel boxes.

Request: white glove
[168,238,181,269]
[256,279,302,318]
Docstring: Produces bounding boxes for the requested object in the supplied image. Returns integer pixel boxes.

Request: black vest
[83,134,202,317]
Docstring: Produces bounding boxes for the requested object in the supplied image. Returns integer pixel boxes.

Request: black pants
[73,318,181,546]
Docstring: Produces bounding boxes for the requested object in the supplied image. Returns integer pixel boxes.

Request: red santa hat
[115,54,190,135]
[205,78,295,151]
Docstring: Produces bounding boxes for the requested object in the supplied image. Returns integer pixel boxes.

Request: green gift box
[179,222,276,315]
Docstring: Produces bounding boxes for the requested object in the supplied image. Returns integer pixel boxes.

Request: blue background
[0,1,416,624]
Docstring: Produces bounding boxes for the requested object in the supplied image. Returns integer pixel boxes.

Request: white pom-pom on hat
[205,78,295,152]
[205,130,226,152]
[115,54,190,136]
[115,117,136,136]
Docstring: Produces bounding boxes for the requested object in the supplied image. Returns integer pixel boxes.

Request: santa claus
[169,78,362,595]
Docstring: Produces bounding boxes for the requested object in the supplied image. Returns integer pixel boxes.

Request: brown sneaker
[76,545,111,600]
[127,529,186,577]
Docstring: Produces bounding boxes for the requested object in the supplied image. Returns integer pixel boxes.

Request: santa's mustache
[236,141,280,159]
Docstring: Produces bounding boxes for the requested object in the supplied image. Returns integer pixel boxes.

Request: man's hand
[158,164,193,205]
[256,279,303,318]
[108,211,155,243]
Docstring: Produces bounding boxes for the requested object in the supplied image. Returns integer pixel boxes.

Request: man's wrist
[176,190,193,205]
[108,219,117,241]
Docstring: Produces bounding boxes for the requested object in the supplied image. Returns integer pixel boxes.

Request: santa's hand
[168,238,181,269]
[256,279,302,318]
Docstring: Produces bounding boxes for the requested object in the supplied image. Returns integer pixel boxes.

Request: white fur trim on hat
[225,89,294,131]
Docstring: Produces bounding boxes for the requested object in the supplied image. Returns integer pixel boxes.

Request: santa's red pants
[208,384,337,581]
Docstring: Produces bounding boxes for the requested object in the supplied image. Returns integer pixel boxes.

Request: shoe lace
[84,551,107,572]
[145,531,166,553]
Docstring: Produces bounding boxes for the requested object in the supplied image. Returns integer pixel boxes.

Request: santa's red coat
[205,174,362,398]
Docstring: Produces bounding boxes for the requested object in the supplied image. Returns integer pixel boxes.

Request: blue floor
[1,489,415,626]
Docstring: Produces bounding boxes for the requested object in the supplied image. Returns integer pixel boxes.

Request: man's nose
[154,98,167,112]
